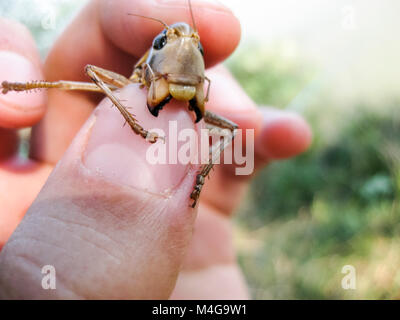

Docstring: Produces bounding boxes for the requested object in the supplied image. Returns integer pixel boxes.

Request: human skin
[0,0,312,299]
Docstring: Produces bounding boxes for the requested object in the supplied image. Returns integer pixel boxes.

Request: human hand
[0,0,311,299]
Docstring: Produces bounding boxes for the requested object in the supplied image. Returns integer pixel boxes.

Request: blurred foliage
[227,44,315,108]
[229,45,400,299]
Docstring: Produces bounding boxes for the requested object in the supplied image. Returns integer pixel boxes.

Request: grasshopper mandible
[1,0,238,208]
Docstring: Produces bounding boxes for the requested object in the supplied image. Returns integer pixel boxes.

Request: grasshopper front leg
[84,65,162,143]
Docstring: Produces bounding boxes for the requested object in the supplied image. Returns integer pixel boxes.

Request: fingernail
[0,51,44,108]
[83,85,197,194]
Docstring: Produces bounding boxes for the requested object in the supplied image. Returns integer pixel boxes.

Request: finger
[46,0,239,82]
[170,202,250,299]
[32,0,240,164]
[206,68,312,171]
[255,107,312,162]
[100,0,240,67]
[0,19,46,159]
[205,65,262,133]
[205,66,312,169]
[0,84,201,299]
[0,158,52,249]
[0,129,18,160]
[0,19,46,129]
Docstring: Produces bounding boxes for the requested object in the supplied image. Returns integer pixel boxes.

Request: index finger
[101,0,241,68]
[33,0,240,163]
[45,0,240,85]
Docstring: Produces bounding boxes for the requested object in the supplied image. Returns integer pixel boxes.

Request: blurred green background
[2,0,399,299]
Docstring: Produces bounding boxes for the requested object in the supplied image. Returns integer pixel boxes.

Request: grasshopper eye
[153,33,167,50]
[198,41,204,56]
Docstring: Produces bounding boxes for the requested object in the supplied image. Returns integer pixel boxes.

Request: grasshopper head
[145,22,206,122]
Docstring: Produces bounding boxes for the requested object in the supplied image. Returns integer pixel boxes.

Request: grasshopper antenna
[188,0,197,31]
[127,13,170,29]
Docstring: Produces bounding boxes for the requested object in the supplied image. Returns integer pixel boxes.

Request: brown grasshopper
[1,0,238,208]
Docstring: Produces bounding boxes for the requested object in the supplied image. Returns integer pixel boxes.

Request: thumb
[0,84,200,299]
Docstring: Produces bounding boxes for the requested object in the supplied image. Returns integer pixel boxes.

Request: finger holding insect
[44,0,240,93]
[32,0,240,164]
[0,0,236,208]
[0,18,46,131]
[100,0,240,68]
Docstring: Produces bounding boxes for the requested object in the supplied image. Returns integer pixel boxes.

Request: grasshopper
[1,0,238,208]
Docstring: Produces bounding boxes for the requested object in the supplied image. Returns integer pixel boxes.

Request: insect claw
[145,131,163,143]
[190,196,198,208]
